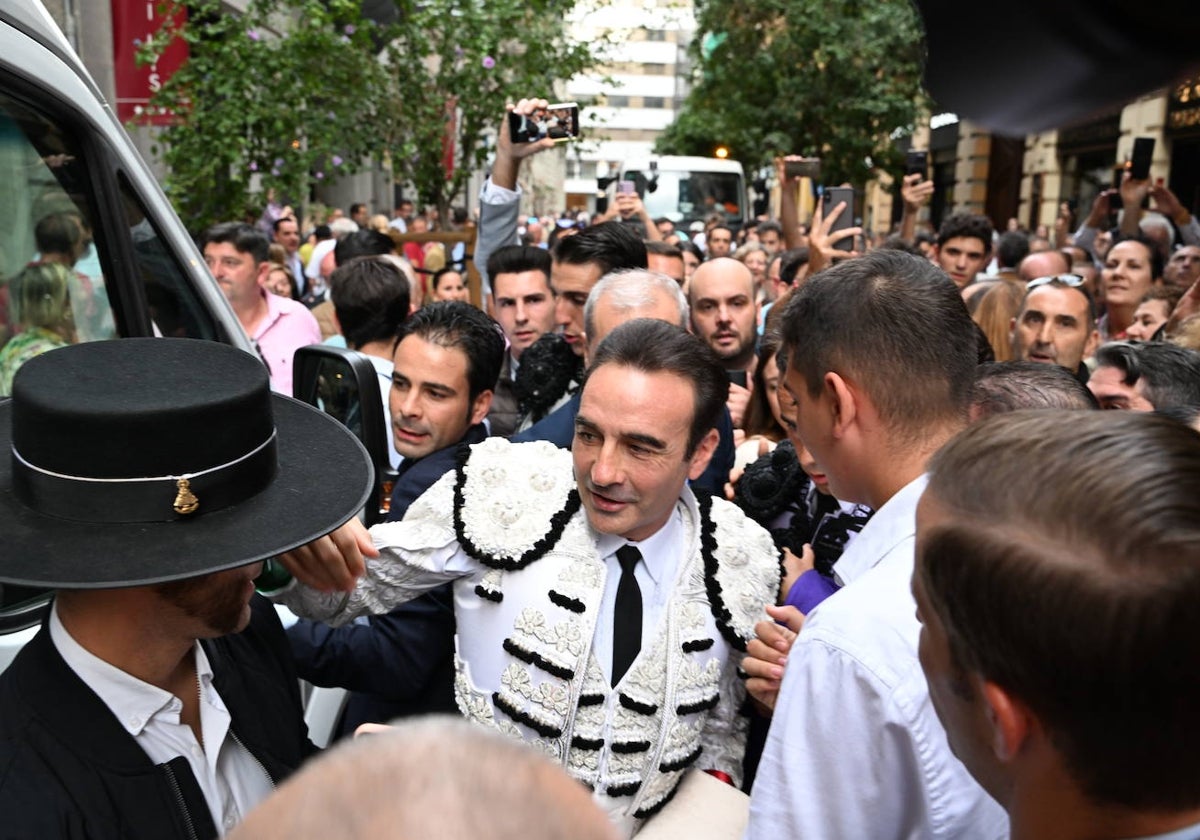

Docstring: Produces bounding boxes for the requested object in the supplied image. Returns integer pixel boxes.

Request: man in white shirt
[744,250,1008,839]
[0,337,371,839]
[915,410,1200,840]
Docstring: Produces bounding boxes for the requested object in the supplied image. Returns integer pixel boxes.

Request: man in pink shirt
[203,222,322,395]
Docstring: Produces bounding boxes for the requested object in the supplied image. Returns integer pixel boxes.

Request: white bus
[618,155,748,233]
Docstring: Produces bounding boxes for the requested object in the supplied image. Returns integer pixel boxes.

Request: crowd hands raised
[8,94,1200,840]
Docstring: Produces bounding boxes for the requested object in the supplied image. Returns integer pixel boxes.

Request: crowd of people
[3,92,1200,840]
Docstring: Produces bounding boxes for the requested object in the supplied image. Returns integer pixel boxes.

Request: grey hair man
[229,716,618,840]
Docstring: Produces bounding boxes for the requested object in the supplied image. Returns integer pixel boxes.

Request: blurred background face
[433,271,469,303]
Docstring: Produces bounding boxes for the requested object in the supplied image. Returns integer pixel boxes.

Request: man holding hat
[0,338,372,839]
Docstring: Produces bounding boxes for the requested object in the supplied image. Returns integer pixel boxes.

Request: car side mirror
[293,345,396,526]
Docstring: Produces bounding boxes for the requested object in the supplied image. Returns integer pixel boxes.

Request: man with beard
[0,338,371,839]
[689,258,758,429]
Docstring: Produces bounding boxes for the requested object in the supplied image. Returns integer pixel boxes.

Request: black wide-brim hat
[0,338,373,588]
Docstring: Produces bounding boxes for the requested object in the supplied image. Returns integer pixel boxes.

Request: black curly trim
[611,740,652,754]
[676,694,720,716]
[607,781,640,797]
[658,744,703,773]
[634,771,688,819]
[474,585,503,603]
[577,693,605,707]
[571,735,604,750]
[492,692,563,738]
[681,638,714,653]
[502,638,575,680]
[733,440,806,524]
[735,665,749,680]
[548,589,585,613]
[513,332,583,422]
[618,693,658,715]
[451,444,582,571]
[696,491,749,651]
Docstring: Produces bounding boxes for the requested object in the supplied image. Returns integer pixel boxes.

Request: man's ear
[1083,328,1100,360]
[469,389,494,426]
[981,681,1032,764]
[824,371,857,438]
[686,427,720,481]
[255,259,271,289]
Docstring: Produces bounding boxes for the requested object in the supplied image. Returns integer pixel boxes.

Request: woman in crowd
[430,267,469,303]
[1099,235,1163,340]
[1125,286,1180,341]
[0,262,76,395]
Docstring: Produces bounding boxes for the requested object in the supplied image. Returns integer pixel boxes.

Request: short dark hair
[394,301,504,403]
[1094,341,1200,410]
[34,212,81,257]
[755,220,783,239]
[644,240,683,259]
[334,229,394,266]
[272,215,298,234]
[921,410,1200,811]
[313,224,333,241]
[202,222,269,264]
[778,248,810,286]
[971,361,1098,418]
[552,221,648,275]
[584,319,728,457]
[936,213,993,252]
[709,225,733,239]
[349,202,367,217]
[329,257,411,350]
[996,231,1030,269]
[679,241,704,262]
[486,245,552,289]
[779,250,977,440]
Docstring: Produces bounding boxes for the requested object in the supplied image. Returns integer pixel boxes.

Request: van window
[0,88,117,394]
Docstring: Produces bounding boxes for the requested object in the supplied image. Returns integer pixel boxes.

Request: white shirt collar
[832,474,928,587]
[595,504,684,587]
[49,600,213,737]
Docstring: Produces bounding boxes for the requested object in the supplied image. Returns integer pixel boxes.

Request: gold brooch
[173,478,199,515]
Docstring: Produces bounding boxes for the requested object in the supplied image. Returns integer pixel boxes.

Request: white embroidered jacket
[280,438,780,833]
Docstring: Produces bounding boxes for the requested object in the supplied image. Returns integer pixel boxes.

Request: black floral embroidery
[492,692,562,738]
[607,781,640,797]
[577,693,606,707]
[513,332,583,423]
[571,734,604,750]
[452,443,581,571]
[658,744,703,773]
[611,740,652,754]
[618,693,658,716]
[676,694,720,716]
[474,585,503,602]
[502,638,575,680]
[681,638,714,653]
[548,589,585,613]
[696,490,749,651]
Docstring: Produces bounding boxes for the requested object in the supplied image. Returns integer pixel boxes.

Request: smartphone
[784,157,821,180]
[507,102,580,144]
[905,150,928,178]
[1129,137,1155,181]
[822,187,856,251]
[727,369,748,388]
[617,180,636,195]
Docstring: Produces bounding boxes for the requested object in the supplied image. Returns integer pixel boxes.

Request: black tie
[612,545,643,686]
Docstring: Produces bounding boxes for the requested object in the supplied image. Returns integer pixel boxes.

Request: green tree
[381,0,605,222]
[657,0,926,187]
[139,0,400,231]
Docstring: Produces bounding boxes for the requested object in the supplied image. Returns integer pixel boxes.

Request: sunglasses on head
[1027,273,1085,290]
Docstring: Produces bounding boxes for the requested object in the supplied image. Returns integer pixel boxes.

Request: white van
[0,2,253,664]
[618,155,748,232]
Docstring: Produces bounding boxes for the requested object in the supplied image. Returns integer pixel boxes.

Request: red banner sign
[111,1,187,124]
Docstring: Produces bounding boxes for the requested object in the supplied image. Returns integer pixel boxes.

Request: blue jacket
[287,423,488,737]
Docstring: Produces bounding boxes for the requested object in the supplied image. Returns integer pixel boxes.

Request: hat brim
[0,394,373,589]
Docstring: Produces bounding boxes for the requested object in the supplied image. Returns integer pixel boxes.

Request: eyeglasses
[1027,274,1085,290]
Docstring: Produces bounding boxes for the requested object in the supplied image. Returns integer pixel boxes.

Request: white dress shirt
[593,507,683,683]
[50,604,274,836]
[746,475,1008,840]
